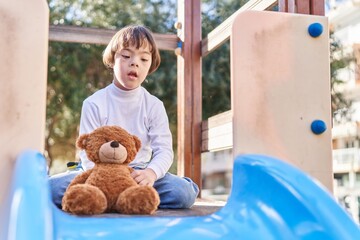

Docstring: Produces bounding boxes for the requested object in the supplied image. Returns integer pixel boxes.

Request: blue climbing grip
[177,41,182,48]
[311,120,327,134]
[308,23,323,38]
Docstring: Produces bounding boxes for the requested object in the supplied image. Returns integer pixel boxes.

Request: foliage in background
[201,0,248,119]
[46,42,109,166]
[330,30,354,123]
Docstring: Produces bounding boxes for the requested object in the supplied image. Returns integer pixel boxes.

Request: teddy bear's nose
[110,141,120,148]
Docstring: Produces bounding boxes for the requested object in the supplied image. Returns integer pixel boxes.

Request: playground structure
[1,0,360,239]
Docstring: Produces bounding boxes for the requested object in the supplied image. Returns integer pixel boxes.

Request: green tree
[46,42,109,169]
[330,30,354,123]
[201,0,249,119]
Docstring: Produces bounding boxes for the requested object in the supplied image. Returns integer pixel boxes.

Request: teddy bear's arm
[68,169,93,188]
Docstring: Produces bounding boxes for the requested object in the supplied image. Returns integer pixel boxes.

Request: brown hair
[103,25,161,75]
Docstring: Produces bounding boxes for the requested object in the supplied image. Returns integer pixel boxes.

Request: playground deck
[155,200,224,217]
[79,200,224,218]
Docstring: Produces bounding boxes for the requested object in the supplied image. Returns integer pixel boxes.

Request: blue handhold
[177,41,182,48]
[311,120,327,134]
[308,23,323,38]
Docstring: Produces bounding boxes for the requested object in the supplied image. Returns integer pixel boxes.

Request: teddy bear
[61,125,160,215]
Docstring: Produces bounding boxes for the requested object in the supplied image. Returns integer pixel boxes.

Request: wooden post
[176,0,202,191]
[278,0,324,15]
[310,0,325,16]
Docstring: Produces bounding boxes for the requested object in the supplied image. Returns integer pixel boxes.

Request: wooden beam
[49,25,178,51]
[201,0,277,57]
[177,0,202,191]
[49,25,115,45]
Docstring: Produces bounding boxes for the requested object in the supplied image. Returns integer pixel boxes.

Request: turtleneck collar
[108,82,142,101]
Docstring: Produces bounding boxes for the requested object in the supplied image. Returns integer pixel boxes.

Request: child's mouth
[128,71,138,79]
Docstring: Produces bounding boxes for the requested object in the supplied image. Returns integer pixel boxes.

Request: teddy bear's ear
[76,133,89,149]
[132,135,141,152]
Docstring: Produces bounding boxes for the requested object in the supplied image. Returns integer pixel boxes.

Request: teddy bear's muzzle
[99,141,128,163]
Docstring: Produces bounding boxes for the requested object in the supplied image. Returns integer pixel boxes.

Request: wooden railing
[201,0,277,56]
[201,111,232,152]
[49,25,178,51]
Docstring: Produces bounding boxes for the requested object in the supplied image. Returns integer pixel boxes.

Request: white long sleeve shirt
[79,82,174,180]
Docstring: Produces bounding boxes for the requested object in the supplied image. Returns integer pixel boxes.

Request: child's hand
[131,168,157,186]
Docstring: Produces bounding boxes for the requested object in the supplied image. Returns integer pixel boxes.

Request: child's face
[113,43,152,91]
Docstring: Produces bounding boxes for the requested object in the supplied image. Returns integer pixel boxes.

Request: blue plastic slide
[2,150,360,239]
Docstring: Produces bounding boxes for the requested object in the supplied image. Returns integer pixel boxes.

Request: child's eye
[141,58,149,62]
[121,55,130,59]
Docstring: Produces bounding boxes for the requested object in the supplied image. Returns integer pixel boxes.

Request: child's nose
[130,58,139,67]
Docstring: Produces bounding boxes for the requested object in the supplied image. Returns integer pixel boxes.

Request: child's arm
[146,101,174,180]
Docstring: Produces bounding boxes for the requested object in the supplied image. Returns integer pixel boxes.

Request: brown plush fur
[62,126,160,215]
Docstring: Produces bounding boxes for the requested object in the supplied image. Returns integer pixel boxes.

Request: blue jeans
[49,171,199,209]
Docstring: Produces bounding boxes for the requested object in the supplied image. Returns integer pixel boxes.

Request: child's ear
[76,134,89,149]
[132,135,141,152]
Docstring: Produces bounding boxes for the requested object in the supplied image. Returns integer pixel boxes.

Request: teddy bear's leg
[62,184,107,215]
[115,186,160,215]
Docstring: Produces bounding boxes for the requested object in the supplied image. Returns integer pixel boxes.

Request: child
[50,25,199,209]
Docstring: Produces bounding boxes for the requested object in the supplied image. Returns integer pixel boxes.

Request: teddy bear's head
[76,126,141,164]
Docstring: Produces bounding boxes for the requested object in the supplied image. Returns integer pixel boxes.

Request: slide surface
[2,150,360,240]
